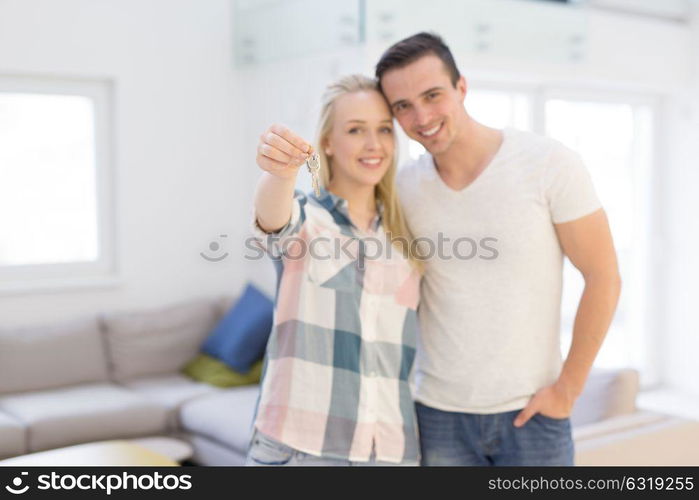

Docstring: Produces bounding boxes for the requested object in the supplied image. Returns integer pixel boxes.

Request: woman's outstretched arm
[254,124,312,233]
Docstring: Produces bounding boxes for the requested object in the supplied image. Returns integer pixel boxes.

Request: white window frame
[0,75,119,295]
[538,86,662,388]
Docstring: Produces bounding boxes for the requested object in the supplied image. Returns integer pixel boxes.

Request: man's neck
[433,116,504,181]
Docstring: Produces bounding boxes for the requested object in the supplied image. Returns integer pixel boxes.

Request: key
[306,151,321,197]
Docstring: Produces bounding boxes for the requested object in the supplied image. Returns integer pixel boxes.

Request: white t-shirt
[397,127,602,413]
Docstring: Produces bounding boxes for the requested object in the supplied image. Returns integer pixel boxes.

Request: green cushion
[182,353,262,387]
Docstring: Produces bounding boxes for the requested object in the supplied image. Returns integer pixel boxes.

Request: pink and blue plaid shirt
[250,188,421,463]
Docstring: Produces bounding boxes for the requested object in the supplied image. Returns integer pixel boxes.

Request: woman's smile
[357,156,384,169]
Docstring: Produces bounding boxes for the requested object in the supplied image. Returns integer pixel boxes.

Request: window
[400,87,533,162]
[467,88,532,131]
[0,77,116,293]
[398,84,657,385]
[545,93,656,385]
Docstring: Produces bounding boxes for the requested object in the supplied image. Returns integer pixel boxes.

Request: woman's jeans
[245,429,419,467]
[415,401,575,466]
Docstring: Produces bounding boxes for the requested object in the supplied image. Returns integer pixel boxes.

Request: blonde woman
[247,75,422,466]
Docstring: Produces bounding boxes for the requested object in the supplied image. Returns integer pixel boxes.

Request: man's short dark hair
[375,32,461,91]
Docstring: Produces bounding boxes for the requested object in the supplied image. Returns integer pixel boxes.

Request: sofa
[572,370,699,466]
[0,295,258,465]
[1,295,697,465]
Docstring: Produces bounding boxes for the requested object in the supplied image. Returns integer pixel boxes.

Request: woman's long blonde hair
[314,74,423,272]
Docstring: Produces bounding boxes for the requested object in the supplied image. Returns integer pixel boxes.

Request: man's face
[380,54,467,156]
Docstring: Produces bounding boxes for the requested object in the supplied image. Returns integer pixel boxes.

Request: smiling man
[376,33,622,466]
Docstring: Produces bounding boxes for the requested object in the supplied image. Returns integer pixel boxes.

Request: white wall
[0,0,244,326]
[659,3,699,397]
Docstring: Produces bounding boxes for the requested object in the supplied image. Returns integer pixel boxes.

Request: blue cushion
[202,284,274,373]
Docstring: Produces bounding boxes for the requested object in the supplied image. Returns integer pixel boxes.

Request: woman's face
[324,90,395,189]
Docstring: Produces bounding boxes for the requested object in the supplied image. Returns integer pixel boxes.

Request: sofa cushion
[575,415,699,466]
[119,374,221,430]
[0,383,169,452]
[179,385,260,453]
[101,298,219,382]
[202,284,273,373]
[0,411,26,459]
[184,433,247,466]
[571,368,639,427]
[573,410,669,442]
[183,354,263,388]
[217,294,238,320]
[0,317,109,394]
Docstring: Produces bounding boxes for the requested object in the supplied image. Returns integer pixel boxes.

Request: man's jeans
[415,401,575,466]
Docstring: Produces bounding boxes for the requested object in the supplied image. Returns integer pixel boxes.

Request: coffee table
[127,436,194,463]
[0,440,179,466]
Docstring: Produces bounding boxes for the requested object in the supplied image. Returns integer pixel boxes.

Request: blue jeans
[245,429,419,467]
[415,401,575,466]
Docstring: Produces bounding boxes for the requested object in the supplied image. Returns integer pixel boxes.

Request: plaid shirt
[250,188,421,463]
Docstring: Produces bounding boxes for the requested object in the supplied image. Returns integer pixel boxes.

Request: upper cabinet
[234,0,363,66]
[234,0,588,67]
[365,0,587,64]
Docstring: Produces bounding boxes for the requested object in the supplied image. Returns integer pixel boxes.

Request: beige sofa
[575,412,699,465]
[0,295,258,465]
[1,295,697,465]
[572,369,699,465]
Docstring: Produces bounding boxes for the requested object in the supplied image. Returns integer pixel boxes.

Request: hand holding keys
[256,124,320,194]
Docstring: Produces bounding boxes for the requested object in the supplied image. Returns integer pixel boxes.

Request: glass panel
[234,0,361,66]
[467,89,532,131]
[404,88,532,161]
[546,98,651,374]
[0,93,99,266]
